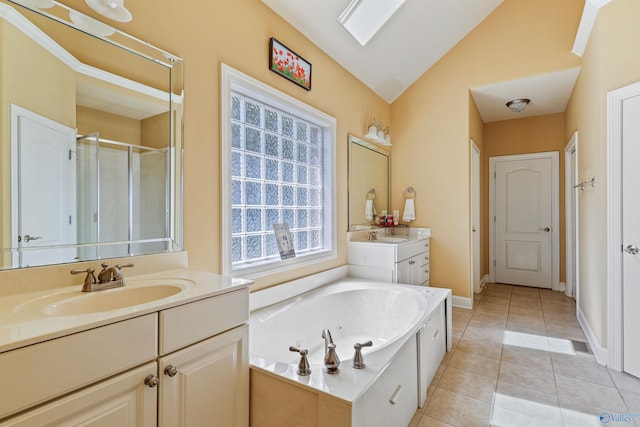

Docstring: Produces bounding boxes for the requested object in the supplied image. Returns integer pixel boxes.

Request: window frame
[221,64,337,278]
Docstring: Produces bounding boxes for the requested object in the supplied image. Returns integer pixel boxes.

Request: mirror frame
[347,134,390,229]
[0,0,184,269]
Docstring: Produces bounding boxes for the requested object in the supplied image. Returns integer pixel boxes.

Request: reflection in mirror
[348,135,389,229]
[1,0,183,269]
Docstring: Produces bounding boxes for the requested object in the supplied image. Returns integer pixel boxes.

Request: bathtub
[249,270,451,427]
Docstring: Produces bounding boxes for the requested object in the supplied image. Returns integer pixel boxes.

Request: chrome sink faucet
[368,231,377,241]
[321,329,340,374]
[71,263,134,292]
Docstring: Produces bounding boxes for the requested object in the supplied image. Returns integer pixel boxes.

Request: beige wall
[391,0,582,298]
[77,106,141,145]
[59,0,391,290]
[565,0,640,346]
[483,113,567,283]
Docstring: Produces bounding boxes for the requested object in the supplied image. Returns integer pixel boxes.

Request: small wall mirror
[348,135,389,229]
[0,0,183,269]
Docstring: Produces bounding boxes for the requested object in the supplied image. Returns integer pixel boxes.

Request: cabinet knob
[409,260,415,265]
[164,365,179,377]
[144,375,159,388]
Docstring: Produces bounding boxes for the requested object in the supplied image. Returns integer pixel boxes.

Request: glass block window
[228,89,331,273]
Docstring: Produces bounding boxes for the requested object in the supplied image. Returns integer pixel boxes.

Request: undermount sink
[16,278,194,316]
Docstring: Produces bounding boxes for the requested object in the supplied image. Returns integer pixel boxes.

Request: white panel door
[11,105,77,267]
[622,94,640,378]
[495,156,553,288]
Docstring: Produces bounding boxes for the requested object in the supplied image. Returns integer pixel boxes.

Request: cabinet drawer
[420,252,430,267]
[159,288,249,355]
[397,240,426,262]
[0,314,157,419]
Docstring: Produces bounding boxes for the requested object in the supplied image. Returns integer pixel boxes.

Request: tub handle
[352,340,373,369]
[289,346,312,376]
[389,385,403,405]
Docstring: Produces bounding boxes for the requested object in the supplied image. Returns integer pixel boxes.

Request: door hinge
[494,259,496,266]
[494,215,496,222]
[494,171,496,179]
[69,215,72,225]
[69,149,72,160]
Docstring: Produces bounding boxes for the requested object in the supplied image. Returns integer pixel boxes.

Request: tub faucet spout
[321,329,334,354]
[321,329,340,374]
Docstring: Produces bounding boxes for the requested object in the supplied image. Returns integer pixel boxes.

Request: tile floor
[409,283,640,427]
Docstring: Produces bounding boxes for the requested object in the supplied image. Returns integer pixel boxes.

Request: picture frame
[269,37,312,91]
[273,223,296,260]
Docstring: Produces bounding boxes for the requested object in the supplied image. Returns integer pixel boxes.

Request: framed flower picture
[269,38,312,91]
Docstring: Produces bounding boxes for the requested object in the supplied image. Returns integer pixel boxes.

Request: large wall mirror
[348,135,389,229]
[0,0,184,269]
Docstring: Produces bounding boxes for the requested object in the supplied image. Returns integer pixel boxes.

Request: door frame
[489,152,560,289]
[606,82,640,371]
[565,132,578,300]
[470,140,481,294]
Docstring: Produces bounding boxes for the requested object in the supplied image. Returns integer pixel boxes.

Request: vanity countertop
[0,269,251,354]
[348,227,431,245]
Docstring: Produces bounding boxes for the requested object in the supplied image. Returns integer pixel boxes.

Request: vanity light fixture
[11,0,55,9]
[69,10,115,36]
[365,118,379,140]
[506,98,531,113]
[364,118,391,146]
[85,0,132,22]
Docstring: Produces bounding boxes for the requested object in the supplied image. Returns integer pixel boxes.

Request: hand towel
[402,199,415,222]
[365,199,376,221]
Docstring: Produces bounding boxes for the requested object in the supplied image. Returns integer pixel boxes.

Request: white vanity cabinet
[348,236,430,286]
[0,287,249,427]
[158,290,249,426]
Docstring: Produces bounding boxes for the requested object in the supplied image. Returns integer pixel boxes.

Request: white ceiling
[262,0,504,103]
[470,68,581,123]
[262,0,586,123]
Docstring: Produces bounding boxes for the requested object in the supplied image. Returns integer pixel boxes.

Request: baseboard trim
[452,295,473,309]
[553,281,566,292]
[577,306,609,365]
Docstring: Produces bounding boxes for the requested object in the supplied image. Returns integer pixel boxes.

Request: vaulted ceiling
[262,0,592,122]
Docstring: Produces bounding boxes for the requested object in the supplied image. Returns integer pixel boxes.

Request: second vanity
[0,261,250,426]
[348,228,431,286]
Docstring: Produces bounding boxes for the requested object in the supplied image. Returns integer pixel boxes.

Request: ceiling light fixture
[85,0,131,22]
[338,0,407,46]
[506,98,531,113]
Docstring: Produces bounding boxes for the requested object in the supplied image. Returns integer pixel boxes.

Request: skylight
[337,0,407,46]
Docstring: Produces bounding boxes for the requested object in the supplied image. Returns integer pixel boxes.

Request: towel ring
[403,187,416,199]
[366,188,376,200]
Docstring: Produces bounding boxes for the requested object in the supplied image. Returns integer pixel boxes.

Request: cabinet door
[159,324,249,427]
[418,302,446,408]
[1,363,157,427]
[357,336,418,427]
[396,256,421,285]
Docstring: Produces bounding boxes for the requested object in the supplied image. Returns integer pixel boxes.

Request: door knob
[22,234,42,242]
[624,245,639,255]
[539,227,550,232]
